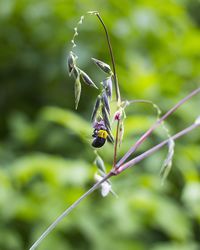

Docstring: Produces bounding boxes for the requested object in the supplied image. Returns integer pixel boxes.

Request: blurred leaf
[0,0,200,249]
[40,106,91,140]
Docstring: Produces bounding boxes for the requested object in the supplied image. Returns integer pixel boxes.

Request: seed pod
[80,70,98,89]
[101,105,111,130]
[101,91,110,114]
[92,58,112,74]
[95,155,106,173]
[103,77,112,99]
[67,51,76,76]
[91,95,101,122]
[106,127,114,143]
[74,76,81,110]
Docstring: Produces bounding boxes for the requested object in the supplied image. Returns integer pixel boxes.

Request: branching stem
[116,87,200,168]
[30,12,200,250]
[29,115,199,250]
[115,122,200,174]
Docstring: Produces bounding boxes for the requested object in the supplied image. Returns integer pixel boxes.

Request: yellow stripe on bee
[97,130,108,139]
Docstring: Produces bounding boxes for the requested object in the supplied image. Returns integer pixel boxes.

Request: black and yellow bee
[92,128,108,148]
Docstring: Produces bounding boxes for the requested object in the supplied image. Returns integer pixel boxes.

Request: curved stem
[95,13,121,104]
[29,172,113,250]
[29,118,200,250]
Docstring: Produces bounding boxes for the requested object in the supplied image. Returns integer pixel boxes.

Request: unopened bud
[102,92,110,114]
[74,76,81,110]
[80,70,98,89]
[114,110,122,121]
[103,77,112,99]
[91,95,101,122]
[102,106,111,129]
[67,51,76,76]
[92,58,112,74]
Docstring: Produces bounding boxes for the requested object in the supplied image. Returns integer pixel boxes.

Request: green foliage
[0,0,200,249]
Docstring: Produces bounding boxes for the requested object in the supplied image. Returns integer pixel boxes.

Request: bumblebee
[92,129,108,148]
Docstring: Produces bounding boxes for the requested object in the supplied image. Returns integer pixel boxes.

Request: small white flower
[94,174,111,197]
[195,116,200,125]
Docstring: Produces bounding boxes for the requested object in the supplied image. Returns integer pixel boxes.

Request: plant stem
[29,172,113,250]
[116,87,200,168]
[116,122,200,174]
[30,119,199,249]
[113,119,120,168]
[95,13,121,104]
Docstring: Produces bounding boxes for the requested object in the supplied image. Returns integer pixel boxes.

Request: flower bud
[102,106,111,129]
[74,76,81,109]
[92,58,112,74]
[107,127,114,143]
[95,155,106,173]
[103,77,112,99]
[102,91,110,114]
[91,95,101,122]
[67,51,76,76]
[80,70,98,89]
[114,110,122,121]
[94,174,111,197]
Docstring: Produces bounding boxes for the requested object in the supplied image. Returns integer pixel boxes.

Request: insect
[92,128,108,148]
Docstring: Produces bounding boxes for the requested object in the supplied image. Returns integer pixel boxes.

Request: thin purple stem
[116,87,200,168]
[29,172,113,250]
[30,118,200,250]
[116,122,200,174]
[113,119,120,168]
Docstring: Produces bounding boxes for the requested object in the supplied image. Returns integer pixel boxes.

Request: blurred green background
[0,0,200,249]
